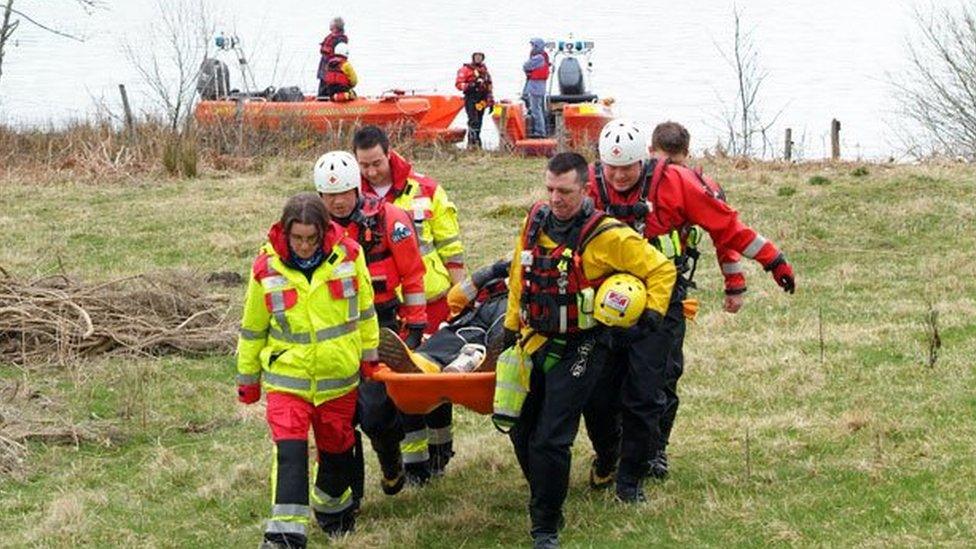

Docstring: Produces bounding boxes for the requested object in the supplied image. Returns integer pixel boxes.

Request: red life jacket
[518,202,618,335]
[526,51,550,81]
[320,32,347,57]
[324,57,352,88]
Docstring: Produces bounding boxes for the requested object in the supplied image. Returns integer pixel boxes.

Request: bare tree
[715,5,783,157]
[0,0,102,86]
[122,0,214,132]
[893,4,976,159]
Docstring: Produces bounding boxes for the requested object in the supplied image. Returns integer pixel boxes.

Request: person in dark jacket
[317,17,348,98]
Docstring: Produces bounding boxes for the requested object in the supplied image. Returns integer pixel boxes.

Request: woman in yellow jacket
[236,192,379,549]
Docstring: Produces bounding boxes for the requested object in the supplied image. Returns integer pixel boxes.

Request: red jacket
[320,31,347,57]
[334,199,427,329]
[455,62,494,99]
[588,160,783,295]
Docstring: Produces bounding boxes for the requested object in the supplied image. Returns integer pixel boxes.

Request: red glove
[764,254,795,294]
[360,361,381,379]
[237,383,261,404]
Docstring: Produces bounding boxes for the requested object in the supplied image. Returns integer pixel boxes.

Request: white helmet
[334,42,349,57]
[314,151,360,194]
[598,119,648,167]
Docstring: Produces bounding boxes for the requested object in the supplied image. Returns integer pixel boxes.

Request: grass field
[1,154,974,547]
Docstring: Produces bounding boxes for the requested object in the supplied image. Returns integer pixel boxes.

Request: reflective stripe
[442,253,465,265]
[312,486,353,514]
[315,372,360,392]
[361,306,376,320]
[494,407,521,417]
[403,429,428,444]
[403,450,429,464]
[362,348,379,362]
[237,373,260,385]
[721,262,744,275]
[403,292,426,306]
[348,297,358,320]
[239,327,267,340]
[495,381,527,394]
[458,279,477,301]
[265,520,306,536]
[263,372,312,391]
[269,327,311,344]
[270,291,286,312]
[434,235,460,249]
[341,277,357,298]
[314,321,358,341]
[743,235,768,258]
[272,504,309,517]
[428,426,452,444]
[419,242,436,255]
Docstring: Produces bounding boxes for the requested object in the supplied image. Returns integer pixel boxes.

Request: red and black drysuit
[583,158,795,489]
[455,60,494,148]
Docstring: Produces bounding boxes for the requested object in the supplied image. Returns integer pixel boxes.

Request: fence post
[831,119,841,160]
[785,127,793,161]
[118,84,135,140]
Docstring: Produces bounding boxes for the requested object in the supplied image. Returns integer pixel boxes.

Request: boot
[532,532,559,549]
[429,441,454,477]
[404,460,431,486]
[647,448,669,480]
[315,508,356,538]
[615,476,647,503]
[379,328,439,373]
[259,533,306,549]
[589,454,617,490]
[377,449,405,496]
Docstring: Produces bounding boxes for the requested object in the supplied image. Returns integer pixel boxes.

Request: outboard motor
[197,58,230,100]
[557,57,585,96]
[546,38,598,104]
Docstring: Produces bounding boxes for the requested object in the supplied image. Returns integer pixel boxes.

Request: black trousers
[464,93,488,147]
[509,331,608,537]
[583,283,687,481]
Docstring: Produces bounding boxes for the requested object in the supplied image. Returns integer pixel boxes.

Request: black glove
[404,327,424,350]
[502,328,519,349]
[626,310,663,339]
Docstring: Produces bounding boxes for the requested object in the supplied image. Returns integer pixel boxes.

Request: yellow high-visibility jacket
[504,208,676,354]
[237,222,379,405]
[364,151,465,301]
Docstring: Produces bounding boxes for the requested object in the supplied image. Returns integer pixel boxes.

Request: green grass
[1,156,975,547]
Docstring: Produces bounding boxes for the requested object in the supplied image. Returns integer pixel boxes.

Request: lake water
[0,0,924,158]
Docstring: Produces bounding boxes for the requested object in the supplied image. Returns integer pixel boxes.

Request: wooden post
[784,127,793,161]
[118,84,134,139]
[830,119,841,160]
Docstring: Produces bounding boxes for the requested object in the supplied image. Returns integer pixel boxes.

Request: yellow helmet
[594,273,647,327]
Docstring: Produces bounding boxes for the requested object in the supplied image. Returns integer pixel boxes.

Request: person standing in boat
[522,38,550,138]
[321,43,358,102]
[455,51,494,149]
[318,17,348,98]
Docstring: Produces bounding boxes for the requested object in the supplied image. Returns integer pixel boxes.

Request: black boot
[429,441,454,477]
[260,533,307,549]
[532,532,560,549]
[615,476,647,503]
[315,507,356,538]
[647,448,669,480]
[377,449,405,496]
[405,460,431,486]
[589,454,617,490]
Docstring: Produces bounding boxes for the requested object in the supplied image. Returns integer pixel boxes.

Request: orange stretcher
[371,366,495,415]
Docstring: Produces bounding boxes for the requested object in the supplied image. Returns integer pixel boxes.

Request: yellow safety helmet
[594,273,647,327]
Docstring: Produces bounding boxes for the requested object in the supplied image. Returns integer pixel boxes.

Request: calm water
[1,0,921,158]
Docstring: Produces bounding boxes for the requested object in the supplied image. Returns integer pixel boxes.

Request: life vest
[592,158,699,265]
[526,51,550,81]
[324,57,352,89]
[320,32,347,57]
[518,203,618,335]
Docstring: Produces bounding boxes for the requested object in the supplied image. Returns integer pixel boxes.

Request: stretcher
[371,366,495,415]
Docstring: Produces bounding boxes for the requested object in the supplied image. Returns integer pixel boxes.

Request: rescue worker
[380,259,511,375]
[312,151,428,504]
[455,52,494,149]
[320,43,358,102]
[353,125,467,485]
[504,152,677,549]
[642,120,747,478]
[317,16,348,97]
[522,38,550,138]
[582,120,795,499]
[236,192,378,549]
